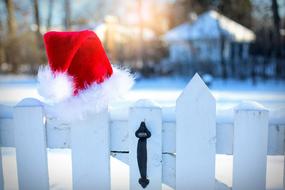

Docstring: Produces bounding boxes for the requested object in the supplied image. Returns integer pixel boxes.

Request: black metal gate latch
[135,121,151,188]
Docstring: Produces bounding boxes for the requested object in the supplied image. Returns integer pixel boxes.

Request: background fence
[0,74,284,190]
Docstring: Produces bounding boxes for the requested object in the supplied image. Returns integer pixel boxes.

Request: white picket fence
[0,74,284,190]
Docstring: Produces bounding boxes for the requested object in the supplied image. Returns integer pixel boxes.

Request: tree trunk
[220,35,227,79]
[4,0,17,36]
[33,0,41,35]
[47,0,54,30]
[33,0,46,73]
[137,0,144,70]
[0,11,5,66]
[271,0,282,78]
[217,13,227,79]
[64,0,71,30]
[271,0,281,55]
[4,0,18,73]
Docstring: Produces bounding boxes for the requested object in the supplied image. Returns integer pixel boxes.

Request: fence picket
[0,76,281,190]
[282,127,285,189]
[129,100,162,190]
[176,73,216,190]
[13,98,49,190]
[0,147,3,190]
[232,103,269,190]
[283,152,285,189]
[162,153,175,189]
[70,110,110,190]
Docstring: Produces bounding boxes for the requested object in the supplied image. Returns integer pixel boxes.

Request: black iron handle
[135,121,151,188]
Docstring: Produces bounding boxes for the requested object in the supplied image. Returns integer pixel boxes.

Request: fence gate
[0,73,283,190]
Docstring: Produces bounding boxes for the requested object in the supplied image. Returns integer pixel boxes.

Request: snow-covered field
[1,148,283,190]
[1,75,285,109]
[0,75,285,190]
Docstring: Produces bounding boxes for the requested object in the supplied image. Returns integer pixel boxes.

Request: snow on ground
[0,75,285,190]
[1,148,283,190]
[1,75,285,109]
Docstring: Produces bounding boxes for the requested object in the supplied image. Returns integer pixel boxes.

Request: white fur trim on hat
[37,65,134,122]
[37,66,74,102]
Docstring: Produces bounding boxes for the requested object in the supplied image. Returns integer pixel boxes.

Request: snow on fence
[0,74,284,190]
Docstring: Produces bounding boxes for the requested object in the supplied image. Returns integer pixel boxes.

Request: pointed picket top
[177,73,214,105]
[176,73,216,190]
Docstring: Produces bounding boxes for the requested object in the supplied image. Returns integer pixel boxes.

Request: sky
[0,0,284,31]
[42,0,285,28]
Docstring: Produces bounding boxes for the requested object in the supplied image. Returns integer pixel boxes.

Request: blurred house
[163,10,256,76]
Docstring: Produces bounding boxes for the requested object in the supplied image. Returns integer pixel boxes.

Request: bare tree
[4,0,18,72]
[64,0,71,30]
[138,0,144,69]
[47,0,54,30]
[33,0,41,35]
[271,0,282,78]
[33,0,46,71]
[271,0,281,55]
[4,0,17,36]
[0,10,5,66]
[216,12,228,79]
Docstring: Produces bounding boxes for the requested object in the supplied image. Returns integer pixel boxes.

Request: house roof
[163,10,255,43]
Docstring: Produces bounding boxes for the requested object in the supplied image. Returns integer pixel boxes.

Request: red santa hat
[37,30,134,121]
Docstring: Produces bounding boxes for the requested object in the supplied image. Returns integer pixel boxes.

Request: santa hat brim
[37,65,134,121]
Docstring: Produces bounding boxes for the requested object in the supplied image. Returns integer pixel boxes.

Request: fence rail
[1,112,284,155]
[0,74,284,190]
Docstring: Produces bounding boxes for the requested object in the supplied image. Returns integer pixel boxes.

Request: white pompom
[37,66,74,103]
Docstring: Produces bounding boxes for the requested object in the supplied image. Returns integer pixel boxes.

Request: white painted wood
[0,105,13,119]
[232,106,269,190]
[70,110,110,190]
[46,117,70,148]
[111,152,175,188]
[0,118,284,155]
[283,150,285,189]
[0,148,3,190]
[283,128,285,190]
[267,124,285,155]
[0,121,284,155]
[176,73,216,190]
[162,153,175,189]
[110,120,129,152]
[13,98,49,190]
[1,103,285,155]
[0,118,14,147]
[215,180,231,190]
[129,99,162,190]
[216,123,233,155]
[162,122,175,153]
[112,153,231,190]
[111,152,129,165]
